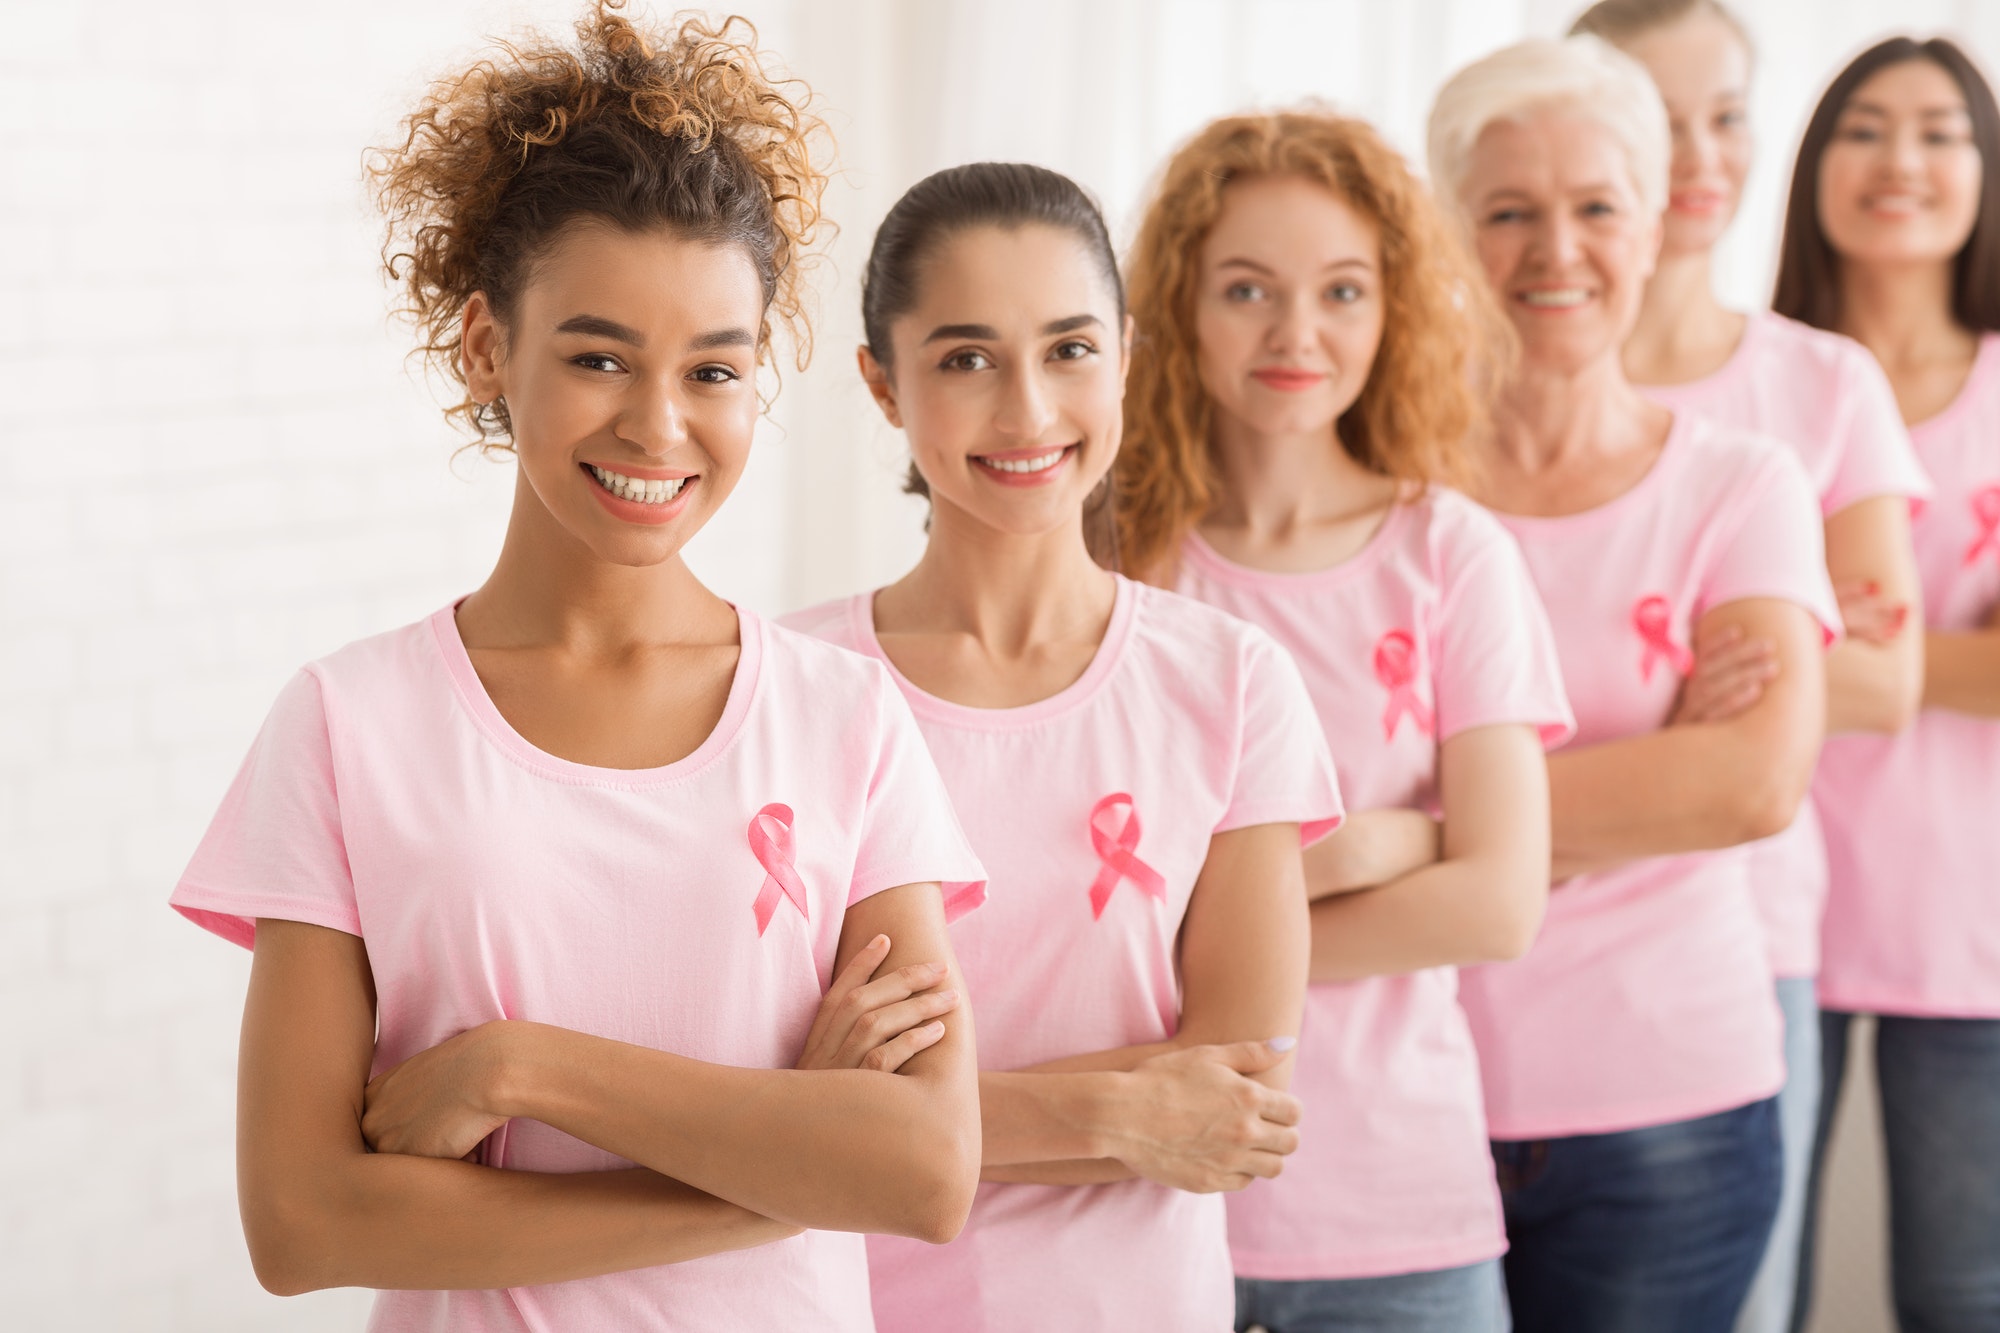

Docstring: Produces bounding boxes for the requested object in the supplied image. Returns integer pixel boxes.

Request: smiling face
[863,223,1129,538]
[462,220,765,567]
[1620,11,1753,258]
[1193,173,1385,444]
[1818,58,1983,270]
[1461,108,1663,376]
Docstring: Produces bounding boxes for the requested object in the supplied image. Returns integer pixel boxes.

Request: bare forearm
[1826,636,1924,733]
[499,1023,977,1240]
[254,1159,790,1295]
[982,1159,1134,1184]
[1306,855,1543,984]
[1924,629,2000,717]
[1303,810,1439,900]
[1548,725,1809,862]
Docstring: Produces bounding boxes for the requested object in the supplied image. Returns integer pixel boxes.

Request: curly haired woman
[1117,109,1572,1333]
[168,6,984,1328]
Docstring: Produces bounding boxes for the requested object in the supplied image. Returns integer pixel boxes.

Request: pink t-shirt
[1818,333,2000,1017]
[1174,487,1574,1281]
[1457,414,1841,1139]
[170,605,986,1333]
[784,576,1342,1333]
[1641,311,1931,977]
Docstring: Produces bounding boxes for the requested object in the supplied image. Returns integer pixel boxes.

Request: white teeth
[979,448,1068,474]
[1520,288,1589,308]
[589,465,687,505]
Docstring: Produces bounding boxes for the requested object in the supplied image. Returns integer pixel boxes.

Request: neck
[890,499,1114,653]
[1835,258,1971,368]
[1623,245,1741,384]
[1206,410,1385,539]
[464,470,726,649]
[1496,349,1654,470]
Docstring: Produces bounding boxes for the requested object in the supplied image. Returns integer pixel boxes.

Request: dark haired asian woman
[1777,35,2000,1333]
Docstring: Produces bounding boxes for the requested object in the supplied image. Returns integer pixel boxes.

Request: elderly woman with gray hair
[1426,37,1840,1332]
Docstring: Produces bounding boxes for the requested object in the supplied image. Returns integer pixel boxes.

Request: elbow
[242,1195,335,1297]
[895,1125,981,1244]
[1474,868,1548,964]
[1734,770,1810,844]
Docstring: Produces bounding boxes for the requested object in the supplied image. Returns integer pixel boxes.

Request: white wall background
[4,1,1995,1327]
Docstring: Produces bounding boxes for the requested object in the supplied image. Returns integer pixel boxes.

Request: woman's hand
[1100,1040,1303,1193]
[1671,624,1779,726]
[362,1022,516,1160]
[1836,577,1912,646]
[795,934,960,1073]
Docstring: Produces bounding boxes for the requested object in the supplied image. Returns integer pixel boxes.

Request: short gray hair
[1427,36,1670,219]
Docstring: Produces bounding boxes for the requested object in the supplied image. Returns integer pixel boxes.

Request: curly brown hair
[1116,110,1510,581]
[369,1,829,447]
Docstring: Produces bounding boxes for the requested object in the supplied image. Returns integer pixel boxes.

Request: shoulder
[757,607,892,696]
[1674,411,1804,487]
[1408,485,1520,558]
[773,593,868,654]
[1749,310,1875,381]
[301,612,451,712]
[1123,578,1300,704]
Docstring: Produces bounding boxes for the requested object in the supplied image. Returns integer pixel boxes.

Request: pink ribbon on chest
[1087,793,1168,920]
[1963,485,2000,568]
[748,803,809,936]
[1373,628,1435,741]
[1632,594,1694,684]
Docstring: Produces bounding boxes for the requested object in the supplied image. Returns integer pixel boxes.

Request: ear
[857,344,904,429]
[462,292,505,406]
[1117,312,1136,384]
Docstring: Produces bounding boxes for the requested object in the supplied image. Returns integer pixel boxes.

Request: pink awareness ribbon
[748,803,809,936]
[1087,793,1168,921]
[1373,628,1435,741]
[1633,594,1694,684]
[1962,484,2000,568]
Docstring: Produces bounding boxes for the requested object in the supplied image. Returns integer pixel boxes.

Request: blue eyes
[1225,282,1365,304]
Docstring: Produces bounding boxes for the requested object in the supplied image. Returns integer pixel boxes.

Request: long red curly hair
[1115,110,1509,581]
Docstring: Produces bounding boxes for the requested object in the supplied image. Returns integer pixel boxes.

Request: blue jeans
[1795,1011,2000,1332]
[1490,1098,1782,1333]
[1735,977,1823,1333]
[1235,1261,1509,1333]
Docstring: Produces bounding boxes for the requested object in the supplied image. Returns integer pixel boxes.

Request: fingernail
[872,935,889,949]
[925,1022,947,1036]
[936,990,958,1004]
[1267,1036,1297,1052]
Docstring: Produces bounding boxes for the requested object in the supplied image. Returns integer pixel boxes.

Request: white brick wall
[6,1,1997,1328]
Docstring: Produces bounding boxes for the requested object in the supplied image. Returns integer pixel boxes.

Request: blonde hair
[1427,36,1670,220]
[1570,0,1753,56]
[1116,110,1510,582]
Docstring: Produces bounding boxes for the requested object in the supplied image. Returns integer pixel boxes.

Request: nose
[620,374,691,457]
[1885,124,1927,179]
[1535,210,1584,267]
[1675,120,1720,181]
[993,362,1059,441]
[1266,289,1319,356]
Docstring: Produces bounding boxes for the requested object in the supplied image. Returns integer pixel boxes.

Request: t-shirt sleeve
[1699,449,1843,642]
[1214,632,1345,846]
[1433,531,1576,749]
[847,667,989,921]
[1821,346,1934,514]
[169,668,362,950]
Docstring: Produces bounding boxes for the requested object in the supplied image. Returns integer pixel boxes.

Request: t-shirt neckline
[429,600,762,787]
[849,574,1138,731]
[1487,410,1690,535]
[1909,332,2000,442]
[1181,497,1412,592]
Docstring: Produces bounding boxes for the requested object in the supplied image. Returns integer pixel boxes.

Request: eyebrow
[553,315,757,352]
[920,313,1104,344]
[1843,100,1970,119]
[1216,256,1376,273]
